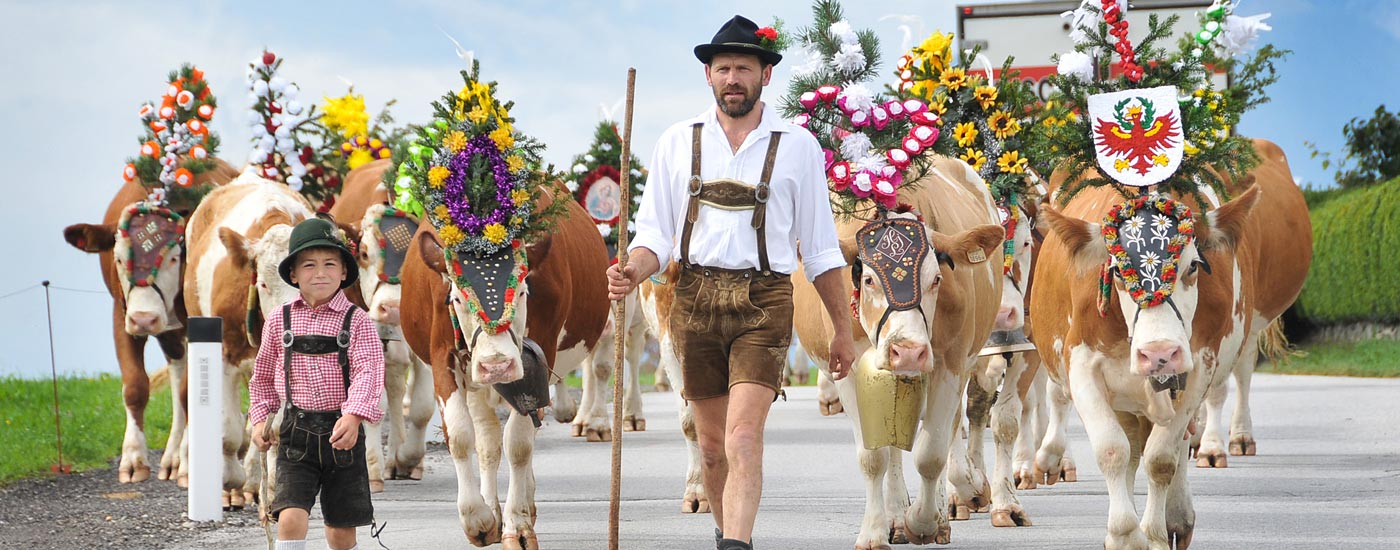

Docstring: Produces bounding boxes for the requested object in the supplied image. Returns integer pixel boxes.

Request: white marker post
[187,317,224,521]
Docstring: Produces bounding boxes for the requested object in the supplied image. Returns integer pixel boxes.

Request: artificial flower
[939,67,968,91]
[428,166,451,188]
[973,86,999,110]
[831,42,866,75]
[489,127,514,151]
[914,32,953,73]
[321,93,370,138]
[1057,51,1095,83]
[510,189,530,206]
[988,111,1020,139]
[954,122,979,147]
[440,224,466,247]
[997,151,1027,174]
[507,155,525,173]
[482,223,508,245]
[466,106,489,124]
[443,130,468,153]
[347,149,373,170]
[434,205,451,223]
[961,149,987,171]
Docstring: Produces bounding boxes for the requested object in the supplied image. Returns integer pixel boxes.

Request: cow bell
[978,328,1037,358]
[853,348,926,451]
[492,337,552,428]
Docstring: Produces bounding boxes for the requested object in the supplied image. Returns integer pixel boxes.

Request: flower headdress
[123,64,222,209]
[395,61,563,334]
[780,0,935,218]
[245,51,343,210]
[566,119,646,247]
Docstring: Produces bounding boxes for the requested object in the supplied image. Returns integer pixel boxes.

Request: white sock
[275,541,307,550]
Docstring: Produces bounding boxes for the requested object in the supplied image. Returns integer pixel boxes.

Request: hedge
[1296,176,1400,324]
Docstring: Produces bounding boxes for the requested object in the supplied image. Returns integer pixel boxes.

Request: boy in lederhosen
[607,15,856,550]
[249,218,385,550]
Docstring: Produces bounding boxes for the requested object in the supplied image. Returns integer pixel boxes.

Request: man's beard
[713,83,761,117]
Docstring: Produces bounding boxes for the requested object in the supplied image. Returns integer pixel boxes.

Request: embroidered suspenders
[679,123,783,275]
[280,303,356,410]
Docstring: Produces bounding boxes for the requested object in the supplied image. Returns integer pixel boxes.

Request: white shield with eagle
[1089,85,1184,187]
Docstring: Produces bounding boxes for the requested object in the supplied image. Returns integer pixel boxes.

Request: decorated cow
[62,64,237,485]
[396,62,610,548]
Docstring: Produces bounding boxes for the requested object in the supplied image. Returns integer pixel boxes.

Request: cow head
[417,230,529,387]
[64,203,186,336]
[848,210,1004,374]
[353,204,419,326]
[221,224,301,321]
[1041,185,1260,379]
[994,200,1037,331]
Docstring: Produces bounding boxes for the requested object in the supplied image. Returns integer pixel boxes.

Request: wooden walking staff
[608,67,637,550]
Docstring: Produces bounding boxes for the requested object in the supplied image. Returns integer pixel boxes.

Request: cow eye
[1187,261,1200,276]
[931,273,943,287]
[863,275,875,287]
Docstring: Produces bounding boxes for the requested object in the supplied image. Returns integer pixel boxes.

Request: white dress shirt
[629,103,846,282]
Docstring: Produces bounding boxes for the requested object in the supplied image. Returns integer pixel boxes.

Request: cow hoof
[230,490,247,510]
[990,506,1032,527]
[888,518,909,544]
[1061,464,1077,482]
[553,406,578,424]
[1168,521,1195,550]
[948,501,970,521]
[1229,435,1256,456]
[903,520,950,546]
[501,529,539,550]
[410,465,424,480]
[855,538,893,550]
[570,423,585,437]
[682,494,711,514]
[1014,467,1037,490]
[466,514,502,546]
[157,464,174,481]
[623,416,646,432]
[119,465,151,484]
[819,396,844,416]
[586,426,611,442]
[1196,449,1228,468]
[370,480,385,494]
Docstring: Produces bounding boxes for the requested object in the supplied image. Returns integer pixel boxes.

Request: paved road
[175,374,1400,549]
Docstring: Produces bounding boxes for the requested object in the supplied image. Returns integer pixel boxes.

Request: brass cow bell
[853,348,926,451]
[978,328,1037,358]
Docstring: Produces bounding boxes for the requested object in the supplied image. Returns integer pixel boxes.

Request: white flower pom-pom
[573,163,588,174]
[247,110,263,125]
[630,168,642,177]
[290,162,307,177]
[836,84,875,114]
[1057,51,1095,83]
[274,124,292,140]
[854,154,888,174]
[287,175,304,191]
[840,132,873,162]
[249,150,268,164]
[268,76,287,94]
[831,42,867,75]
[259,135,276,153]
[599,143,613,151]
[584,154,596,163]
[596,223,612,237]
[285,100,303,116]
[252,80,269,97]
[829,20,859,45]
[1219,13,1272,58]
[791,45,825,78]
[283,83,299,100]
[565,180,579,192]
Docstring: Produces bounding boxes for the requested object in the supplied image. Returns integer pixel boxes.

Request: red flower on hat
[755,27,778,49]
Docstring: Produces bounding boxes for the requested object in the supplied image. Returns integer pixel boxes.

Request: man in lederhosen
[606,14,856,550]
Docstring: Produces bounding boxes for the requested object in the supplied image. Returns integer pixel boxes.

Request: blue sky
[1,0,1394,378]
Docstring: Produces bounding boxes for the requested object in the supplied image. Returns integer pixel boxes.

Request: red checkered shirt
[248,291,384,426]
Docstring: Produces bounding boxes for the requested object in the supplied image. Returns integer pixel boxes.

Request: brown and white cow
[330,159,436,485]
[1030,139,1310,549]
[400,190,609,548]
[62,160,239,485]
[182,170,315,508]
[794,156,1005,548]
[571,289,649,441]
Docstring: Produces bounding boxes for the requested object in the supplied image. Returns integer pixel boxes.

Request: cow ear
[1040,202,1109,273]
[219,227,256,269]
[1200,184,1261,252]
[416,230,447,275]
[931,224,1004,271]
[64,223,117,253]
[527,235,553,270]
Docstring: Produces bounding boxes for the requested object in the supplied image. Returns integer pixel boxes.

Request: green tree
[1307,105,1400,189]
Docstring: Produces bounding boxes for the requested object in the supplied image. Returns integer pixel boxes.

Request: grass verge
[1260,339,1400,378]
[0,374,173,484]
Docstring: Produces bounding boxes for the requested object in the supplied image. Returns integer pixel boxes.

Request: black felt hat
[694,15,783,66]
[278,218,358,289]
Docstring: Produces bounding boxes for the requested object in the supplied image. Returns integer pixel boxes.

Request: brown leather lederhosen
[670,123,795,401]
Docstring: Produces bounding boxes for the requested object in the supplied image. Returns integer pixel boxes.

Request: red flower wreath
[1098,194,1195,316]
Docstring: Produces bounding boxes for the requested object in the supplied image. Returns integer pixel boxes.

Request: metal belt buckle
[688,176,703,196]
[755,182,770,204]
[338,330,352,348]
[281,330,294,348]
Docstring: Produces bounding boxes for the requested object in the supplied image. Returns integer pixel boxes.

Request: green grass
[0,374,174,484]
[1260,339,1400,378]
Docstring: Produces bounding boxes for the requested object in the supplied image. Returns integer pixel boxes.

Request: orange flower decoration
[173,168,194,187]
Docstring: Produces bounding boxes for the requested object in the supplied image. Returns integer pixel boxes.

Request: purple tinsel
[443,134,515,233]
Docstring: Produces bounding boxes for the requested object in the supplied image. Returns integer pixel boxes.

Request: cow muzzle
[474,355,522,386]
[886,340,931,374]
[1134,340,1187,377]
[372,298,401,325]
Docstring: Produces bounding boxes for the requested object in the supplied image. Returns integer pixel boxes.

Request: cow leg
[903,369,962,546]
[400,351,434,480]
[1140,415,1195,550]
[675,396,710,513]
[1228,334,1259,457]
[222,362,250,510]
[855,446,894,550]
[990,354,1031,527]
[1035,375,1078,484]
[377,339,409,484]
[113,322,153,484]
[1014,366,1047,490]
[817,365,844,416]
[583,350,612,442]
[443,388,501,545]
[501,410,540,550]
[882,447,912,545]
[1195,373,1230,468]
[1069,363,1148,550]
[622,315,647,432]
[154,331,188,482]
[951,366,995,518]
[1165,436,1196,550]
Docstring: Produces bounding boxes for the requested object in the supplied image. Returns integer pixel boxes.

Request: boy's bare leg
[277,508,310,541]
[326,525,358,549]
